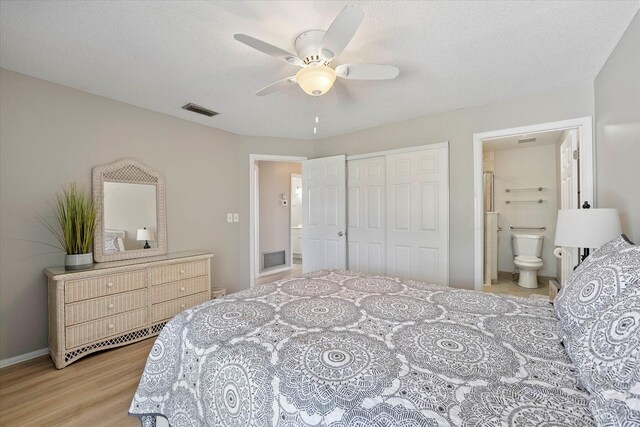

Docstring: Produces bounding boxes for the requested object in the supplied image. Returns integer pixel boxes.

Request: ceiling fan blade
[255,76,297,96]
[320,5,364,60]
[234,34,304,67]
[335,64,399,80]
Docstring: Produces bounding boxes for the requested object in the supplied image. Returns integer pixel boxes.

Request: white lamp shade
[136,229,155,241]
[554,208,621,248]
[295,65,336,96]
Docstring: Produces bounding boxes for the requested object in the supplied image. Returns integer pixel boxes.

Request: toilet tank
[512,234,543,257]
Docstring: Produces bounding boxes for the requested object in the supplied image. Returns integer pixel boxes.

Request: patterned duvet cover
[129,270,594,426]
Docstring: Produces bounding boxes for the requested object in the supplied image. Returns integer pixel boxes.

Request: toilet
[512,234,544,289]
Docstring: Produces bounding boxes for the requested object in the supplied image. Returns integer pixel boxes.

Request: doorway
[473,117,594,294]
[249,144,450,288]
[249,155,307,287]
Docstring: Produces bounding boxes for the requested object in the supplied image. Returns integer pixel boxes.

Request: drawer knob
[180,286,186,292]
[108,303,114,310]
[107,282,114,288]
[108,324,114,330]
[180,269,185,275]
[180,304,186,309]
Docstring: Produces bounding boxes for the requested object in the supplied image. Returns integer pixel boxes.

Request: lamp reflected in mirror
[137,227,155,249]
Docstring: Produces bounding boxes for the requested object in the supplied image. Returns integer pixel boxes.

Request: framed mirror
[93,158,167,262]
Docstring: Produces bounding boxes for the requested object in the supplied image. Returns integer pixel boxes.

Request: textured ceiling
[1,1,637,140]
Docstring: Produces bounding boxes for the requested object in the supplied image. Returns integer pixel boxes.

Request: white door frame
[472,116,594,291]
[249,154,307,288]
[290,173,302,266]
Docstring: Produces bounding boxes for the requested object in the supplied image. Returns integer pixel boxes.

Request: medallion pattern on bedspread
[130,270,594,426]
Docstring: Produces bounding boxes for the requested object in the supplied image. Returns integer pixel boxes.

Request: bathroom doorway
[290,173,303,272]
[249,154,307,287]
[473,117,594,297]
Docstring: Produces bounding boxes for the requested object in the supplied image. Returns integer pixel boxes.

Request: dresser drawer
[65,289,148,326]
[151,275,209,304]
[152,292,210,323]
[65,308,147,349]
[150,260,208,285]
[65,270,146,303]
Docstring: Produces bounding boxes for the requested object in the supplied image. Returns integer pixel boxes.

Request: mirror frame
[93,158,168,262]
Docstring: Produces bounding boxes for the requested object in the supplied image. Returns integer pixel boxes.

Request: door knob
[338,231,344,237]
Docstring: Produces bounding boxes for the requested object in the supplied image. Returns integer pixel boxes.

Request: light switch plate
[233,213,239,223]
[227,213,233,223]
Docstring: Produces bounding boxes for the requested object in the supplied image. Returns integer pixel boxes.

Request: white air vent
[263,251,286,269]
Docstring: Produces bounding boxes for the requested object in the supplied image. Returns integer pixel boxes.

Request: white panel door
[559,129,579,286]
[302,155,347,272]
[347,157,386,275]
[386,147,449,285]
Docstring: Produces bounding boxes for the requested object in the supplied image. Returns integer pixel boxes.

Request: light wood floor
[0,338,154,426]
[255,260,303,285]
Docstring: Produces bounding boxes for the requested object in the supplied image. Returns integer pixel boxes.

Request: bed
[129,236,639,427]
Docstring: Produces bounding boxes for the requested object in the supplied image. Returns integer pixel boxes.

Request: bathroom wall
[257,161,302,270]
[290,175,302,228]
[493,143,559,278]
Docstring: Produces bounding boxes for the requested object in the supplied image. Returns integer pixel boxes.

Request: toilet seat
[514,255,543,268]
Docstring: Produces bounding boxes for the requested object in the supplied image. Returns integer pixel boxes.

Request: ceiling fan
[234,5,399,97]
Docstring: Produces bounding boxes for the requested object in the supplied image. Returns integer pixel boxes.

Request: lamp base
[144,241,150,249]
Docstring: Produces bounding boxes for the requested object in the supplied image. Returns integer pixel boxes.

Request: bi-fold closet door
[347,156,386,275]
[347,146,449,285]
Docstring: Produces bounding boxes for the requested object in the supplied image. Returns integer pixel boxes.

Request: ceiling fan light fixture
[296,64,336,96]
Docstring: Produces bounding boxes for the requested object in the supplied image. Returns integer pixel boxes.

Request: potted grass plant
[43,183,97,270]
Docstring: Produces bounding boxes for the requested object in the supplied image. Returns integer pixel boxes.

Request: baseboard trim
[0,348,49,369]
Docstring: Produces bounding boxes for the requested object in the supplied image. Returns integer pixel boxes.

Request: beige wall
[314,83,595,290]
[492,144,558,277]
[257,161,302,270]
[594,11,640,243]
[2,10,638,360]
[0,68,315,360]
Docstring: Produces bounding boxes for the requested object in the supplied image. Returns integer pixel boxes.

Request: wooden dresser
[45,251,223,369]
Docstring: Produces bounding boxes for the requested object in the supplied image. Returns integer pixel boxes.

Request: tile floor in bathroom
[483,273,550,299]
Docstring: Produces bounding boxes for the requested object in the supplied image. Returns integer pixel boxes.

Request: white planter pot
[65,253,93,271]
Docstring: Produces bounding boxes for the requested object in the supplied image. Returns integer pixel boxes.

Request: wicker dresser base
[45,251,223,369]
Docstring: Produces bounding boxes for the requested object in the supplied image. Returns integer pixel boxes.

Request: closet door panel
[386,147,449,285]
[347,157,386,274]
[367,243,385,275]
[302,155,347,272]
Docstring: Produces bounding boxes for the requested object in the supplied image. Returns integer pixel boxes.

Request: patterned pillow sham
[572,234,636,275]
[554,235,640,341]
[566,285,640,426]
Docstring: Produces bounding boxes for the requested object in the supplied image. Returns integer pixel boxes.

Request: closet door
[386,147,449,285]
[302,155,347,272]
[347,157,386,274]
